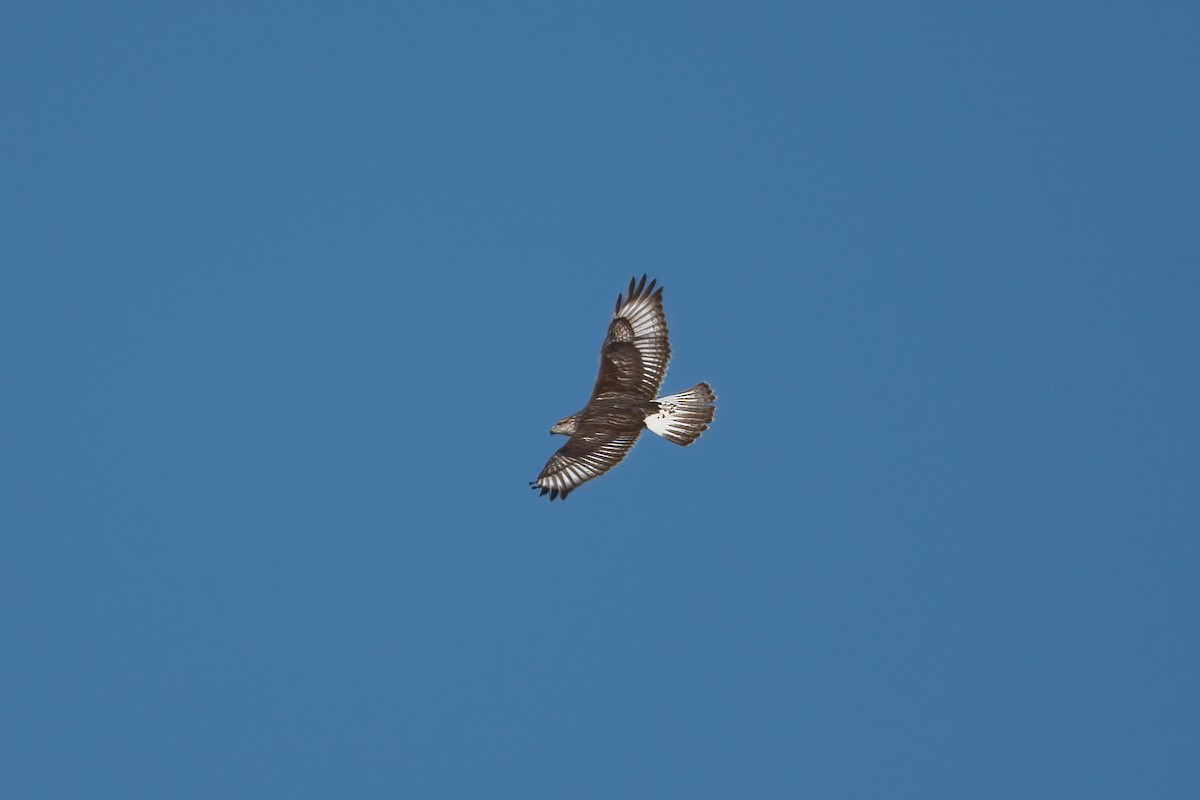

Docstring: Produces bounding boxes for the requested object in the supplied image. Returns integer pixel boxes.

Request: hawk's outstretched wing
[590,275,671,401]
[530,430,643,501]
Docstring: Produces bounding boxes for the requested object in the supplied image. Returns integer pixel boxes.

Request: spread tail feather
[644,382,716,445]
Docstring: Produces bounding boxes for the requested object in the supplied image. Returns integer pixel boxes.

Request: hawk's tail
[645,382,716,446]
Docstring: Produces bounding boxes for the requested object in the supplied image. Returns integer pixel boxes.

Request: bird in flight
[531,275,716,500]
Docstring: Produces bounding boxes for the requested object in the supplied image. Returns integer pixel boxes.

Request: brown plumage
[531,275,716,500]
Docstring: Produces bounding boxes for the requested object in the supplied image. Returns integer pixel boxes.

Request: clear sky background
[2,3,1197,798]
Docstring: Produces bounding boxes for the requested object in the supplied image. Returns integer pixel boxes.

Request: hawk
[531,274,716,500]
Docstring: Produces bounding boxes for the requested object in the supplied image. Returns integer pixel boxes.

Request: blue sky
[2,2,1197,797]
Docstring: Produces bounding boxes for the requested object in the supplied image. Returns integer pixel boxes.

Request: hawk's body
[531,275,716,500]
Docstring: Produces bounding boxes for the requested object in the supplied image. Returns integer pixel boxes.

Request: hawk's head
[551,415,579,436]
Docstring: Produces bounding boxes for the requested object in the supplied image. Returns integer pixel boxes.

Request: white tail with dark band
[644,381,717,446]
